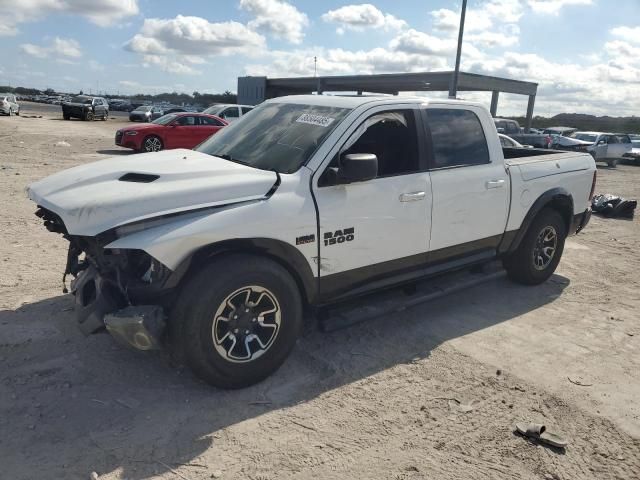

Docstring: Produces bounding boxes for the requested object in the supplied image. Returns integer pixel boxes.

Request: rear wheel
[503,208,566,285]
[63,113,70,120]
[607,159,618,168]
[171,255,303,389]
[142,135,163,152]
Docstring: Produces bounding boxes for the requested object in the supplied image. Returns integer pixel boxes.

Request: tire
[63,114,70,120]
[171,254,303,389]
[503,208,567,285]
[607,159,618,168]
[8,108,13,116]
[102,111,108,121]
[84,111,94,121]
[15,109,19,116]
[142,135,163,152]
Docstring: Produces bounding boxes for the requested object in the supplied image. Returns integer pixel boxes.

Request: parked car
[62,96,109,121]
[163,107,187,114]
[129,105,164,122]
[115,113,227,152]
[544,126,577,137]
[494,118,551,148]
[27,95,597,389]
[554,132,632,167]
[203,104,254,122]
[623,135,640,164]
[0,93,20,116]
[498,133,528,148]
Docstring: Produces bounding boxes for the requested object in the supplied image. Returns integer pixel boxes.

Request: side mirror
[598,139,606,145]
[338,153,378,183]
[496,127,505,133]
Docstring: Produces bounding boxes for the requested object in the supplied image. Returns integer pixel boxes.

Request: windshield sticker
[296,113,335,127]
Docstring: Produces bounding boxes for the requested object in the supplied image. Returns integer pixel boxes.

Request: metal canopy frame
[237,71,538,131]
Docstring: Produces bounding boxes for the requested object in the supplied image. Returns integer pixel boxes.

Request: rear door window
[199,116,224,126]
[222,107,239,119]
[505,121,519,134]
[425,108,490,168]
[241,106,253,114]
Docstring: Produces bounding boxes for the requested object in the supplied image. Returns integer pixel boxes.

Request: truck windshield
[196,102,351,173]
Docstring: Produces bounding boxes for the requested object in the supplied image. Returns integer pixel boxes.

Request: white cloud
[526,0,593,15]
[20,37,82,59]
[124,15,265,75]
[430,0,522,46]
[321,4,406,34]
[125,15,265,56]
[390,29,456,56]
[431,8,492,32]
[240,0,309,44]
[0,0,139,35]
[611,26,640,44]
[141,55,201,75]
[467,30,519,48]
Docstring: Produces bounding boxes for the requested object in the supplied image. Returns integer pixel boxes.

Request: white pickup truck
[28,95,596,388]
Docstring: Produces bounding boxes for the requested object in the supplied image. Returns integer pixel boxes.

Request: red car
[115,112,228,152]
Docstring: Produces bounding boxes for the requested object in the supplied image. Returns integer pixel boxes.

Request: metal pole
[449,0,467,98]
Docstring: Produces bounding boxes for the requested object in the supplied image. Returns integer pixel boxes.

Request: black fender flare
[500,188,574,254]
[165,238,317,305]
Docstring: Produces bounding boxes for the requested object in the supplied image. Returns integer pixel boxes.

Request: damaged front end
[37,207,170,350]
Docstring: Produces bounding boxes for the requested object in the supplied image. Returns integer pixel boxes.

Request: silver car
[582,132,632,168]
[202,104,253,122]
[0,93,19,116]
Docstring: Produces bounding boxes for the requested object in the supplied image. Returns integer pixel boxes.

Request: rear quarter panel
[506,152,596,232]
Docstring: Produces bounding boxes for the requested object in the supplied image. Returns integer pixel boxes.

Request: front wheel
[607,159,618,168]
[8,108,13,116]
[171,255,303,389]
[142,135,163,152]
[503,208,566,285]
[84,111,94,121]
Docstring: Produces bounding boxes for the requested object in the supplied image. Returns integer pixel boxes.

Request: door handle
[399,191,426,202]
[485,179,505,189]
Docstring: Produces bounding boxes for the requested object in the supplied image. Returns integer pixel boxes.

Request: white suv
[0,93,19,116]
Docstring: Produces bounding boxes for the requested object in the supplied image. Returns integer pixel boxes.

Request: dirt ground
[1,103,639,480]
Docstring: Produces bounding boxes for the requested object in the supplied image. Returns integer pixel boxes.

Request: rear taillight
[589,170,597,201]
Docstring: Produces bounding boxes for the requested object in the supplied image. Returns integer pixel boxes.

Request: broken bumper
[570,208,592,235]
[71,265,166,350]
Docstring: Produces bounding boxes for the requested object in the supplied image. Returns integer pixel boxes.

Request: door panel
[429,165,509,255]
[314,173,432,296]
[424,106,510,258]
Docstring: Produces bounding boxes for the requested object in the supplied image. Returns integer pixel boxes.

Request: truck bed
[504,148,594,232]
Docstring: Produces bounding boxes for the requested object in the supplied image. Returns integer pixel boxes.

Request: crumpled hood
[554,136,593,147]
[27,149,278,236]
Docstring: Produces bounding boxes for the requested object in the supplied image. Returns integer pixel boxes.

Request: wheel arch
[166,238,317,305]
[501,188,574,254]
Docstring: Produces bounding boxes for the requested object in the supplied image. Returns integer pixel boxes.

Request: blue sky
[1,0,639,116]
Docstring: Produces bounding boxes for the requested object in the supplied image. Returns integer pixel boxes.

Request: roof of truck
[266,94,482,109]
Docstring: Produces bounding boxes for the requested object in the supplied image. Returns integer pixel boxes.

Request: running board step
[319,261,506,332]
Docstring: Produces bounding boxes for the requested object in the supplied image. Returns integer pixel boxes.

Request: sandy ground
[1,103,640,480]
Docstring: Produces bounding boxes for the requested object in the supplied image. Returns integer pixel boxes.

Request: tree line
[0,86,238,106]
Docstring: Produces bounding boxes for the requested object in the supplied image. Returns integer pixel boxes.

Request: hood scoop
[119,172,159,183]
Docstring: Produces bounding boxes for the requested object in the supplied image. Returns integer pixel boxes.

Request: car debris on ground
[592,193,637,218]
